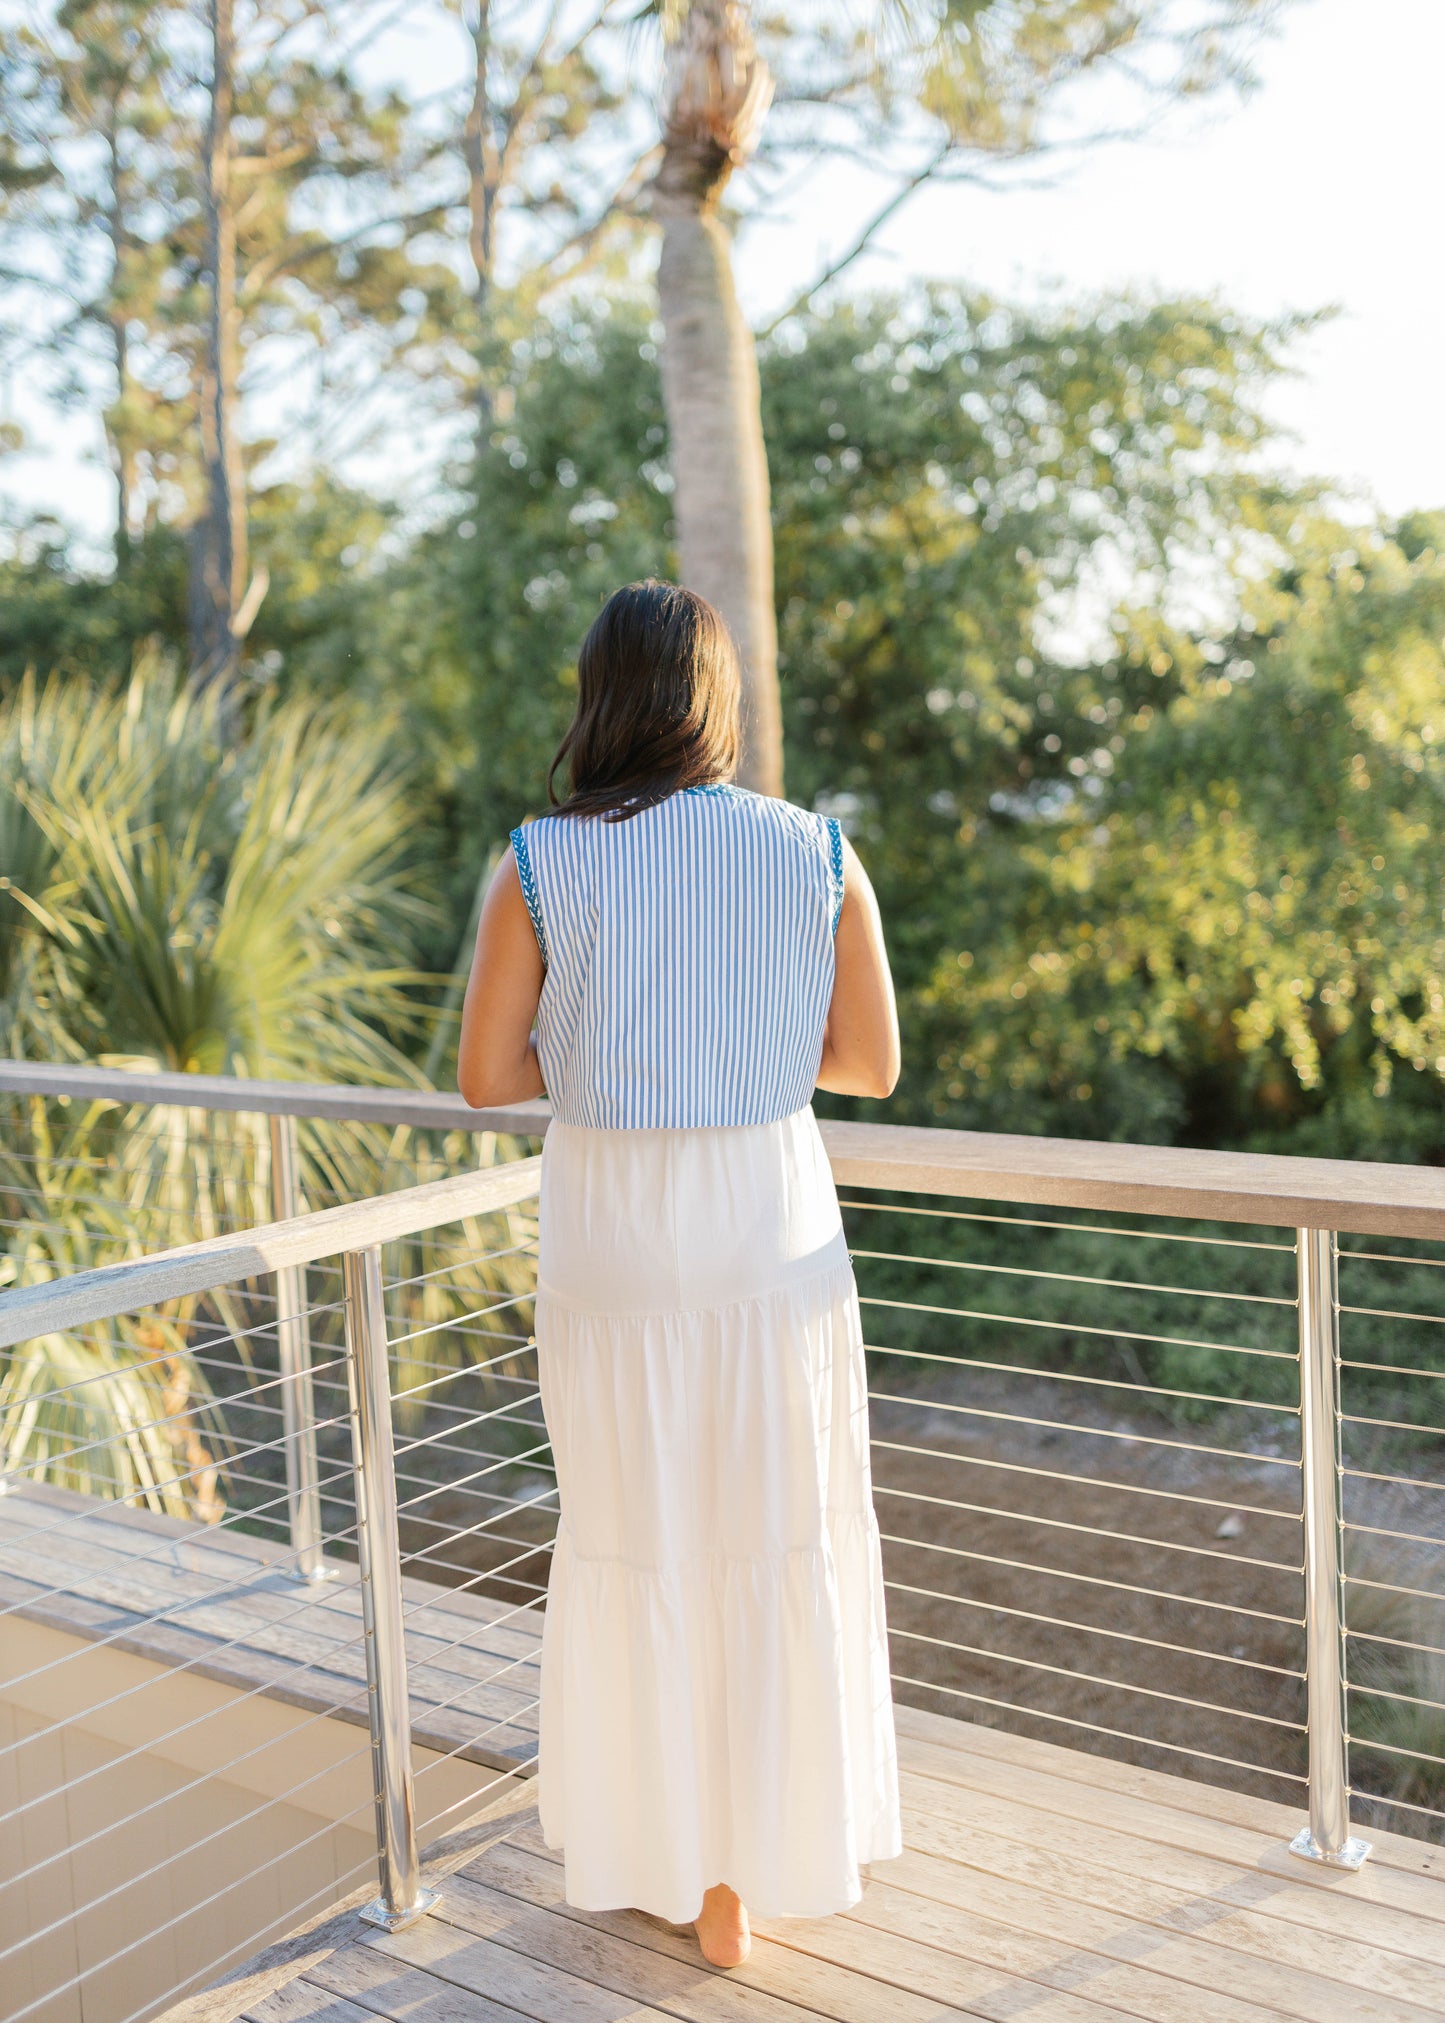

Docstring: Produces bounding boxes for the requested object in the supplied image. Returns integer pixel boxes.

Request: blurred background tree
[922,509,1445,1156]
[651,0,1287,793]
[0,1,192,567]
[2,0,483,681]
[2,0,1441,1176]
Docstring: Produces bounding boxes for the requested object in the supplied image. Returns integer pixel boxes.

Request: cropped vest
[511,784,844,1129]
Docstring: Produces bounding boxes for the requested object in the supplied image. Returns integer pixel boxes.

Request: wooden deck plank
[0,1486,546,1683]
[157,1701,1445,2023]
[289,1975,528,2023]
[793,1873,1284,2023]
[18,1479,1445,2023]
[898,1729,1445,1941]
[895,1703,1445,1883]
[0,1568,541,1768]
[478,1826,1156,2023]
[901,1805,1444,2020]
[303,1941,578,2023]
[0,1483,543,1770]
[363,1917,694,2023]
[241,1980,379,2023]
[872,1841,1431,2023]
[894,1764,1440,1966]
[428,1865,983,2023]
[509,1806,1445,2017]
[0,1478,547,1669]
[507,1809,1321,2023]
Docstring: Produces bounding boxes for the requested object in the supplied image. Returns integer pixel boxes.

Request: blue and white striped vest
[511,784,844,1129]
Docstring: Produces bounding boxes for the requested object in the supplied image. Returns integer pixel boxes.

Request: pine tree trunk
[655,1,781,797]
[110,316,132,571]
[191,0,247,688]
[102,112,133,571]
[462,0,499,430]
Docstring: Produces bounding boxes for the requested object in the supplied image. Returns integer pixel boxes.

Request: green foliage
[0,0,470,608]
[921,512,1445,1157]
[3,279,1442,1565]
[0,660,554,1518]
[763,289,1296,1017]
[286,308,676,938]
[0,1306,227,1519]
[1,658,434,1077]
[0,655,424,1509]
[0,524,189,688]
[0,478,393,692]
[897,0,1271,152]
[0,1,195,530]
[0,1086,541,1520]
[310,289,1296,972]
[0,1093,233,1520]
[6,287,1444,1182]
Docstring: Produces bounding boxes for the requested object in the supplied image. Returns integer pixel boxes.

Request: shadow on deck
[163,1705,1445,2023]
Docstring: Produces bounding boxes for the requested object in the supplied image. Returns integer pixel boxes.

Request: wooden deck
[158,1704,1445,2023]
[0,1480,541,1771]
[9,1482,1445,2019]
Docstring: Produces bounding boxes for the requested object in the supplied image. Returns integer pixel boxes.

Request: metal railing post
[269,1113,332,1583]
[1289,1225,1370,1870]
[342,1242,439,1931]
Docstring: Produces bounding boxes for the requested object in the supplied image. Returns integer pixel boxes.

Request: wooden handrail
[820,1121,1445,1242]
[0,1158,543,1353]
[4,1060,1443,1245]
[0,1060,549,1137]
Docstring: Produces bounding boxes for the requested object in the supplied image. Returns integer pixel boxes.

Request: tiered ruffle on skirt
[534,1109,902,1924]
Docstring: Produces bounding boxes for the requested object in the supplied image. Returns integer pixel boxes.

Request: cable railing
[849,1192,1309,1800]
[0,1121,545,2023]
[2,1062,1444,2020]
[1336,1233,1445,1841]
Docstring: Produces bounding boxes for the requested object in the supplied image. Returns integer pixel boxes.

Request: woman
[458,580,902,1970]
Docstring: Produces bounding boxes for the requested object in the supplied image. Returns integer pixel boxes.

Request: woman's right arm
[457,849,547,1108]
[816,836,900,1100]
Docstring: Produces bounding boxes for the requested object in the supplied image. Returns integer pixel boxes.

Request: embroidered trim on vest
[510,825,549,966]
[825,816,845,934]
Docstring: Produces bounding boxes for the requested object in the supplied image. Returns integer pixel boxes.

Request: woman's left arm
[816,835,900,1100]
[457,849,547,1108]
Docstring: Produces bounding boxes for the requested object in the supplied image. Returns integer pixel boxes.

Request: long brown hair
[547,580,741,820]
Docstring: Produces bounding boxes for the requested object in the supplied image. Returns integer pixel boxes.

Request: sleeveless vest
[511,784,844,1129]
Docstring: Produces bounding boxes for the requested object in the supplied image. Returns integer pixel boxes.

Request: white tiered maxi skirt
[534,1108,902,1924]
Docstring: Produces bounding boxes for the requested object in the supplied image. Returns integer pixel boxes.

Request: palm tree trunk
[191,0,248,688]
[655,1,781,796]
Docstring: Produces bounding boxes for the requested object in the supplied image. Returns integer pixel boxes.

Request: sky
[7,0,1441,544]
[735,0,1444,521]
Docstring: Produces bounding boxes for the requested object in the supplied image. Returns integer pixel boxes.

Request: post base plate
[358,1887,441,1933]
[287,1561,340,1585]
[1288,1826,1371,1870]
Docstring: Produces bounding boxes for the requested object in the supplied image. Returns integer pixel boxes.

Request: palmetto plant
[0,1094,233,1520]
[1,662,538,1519]
[2,660,433,1078]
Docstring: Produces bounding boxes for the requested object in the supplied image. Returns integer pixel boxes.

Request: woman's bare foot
[693,1882,750,1968]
